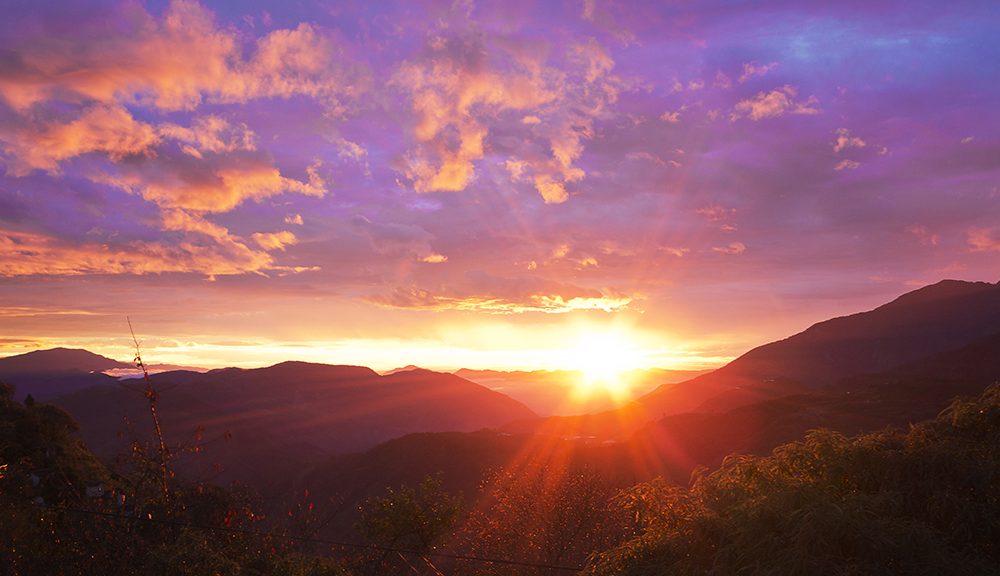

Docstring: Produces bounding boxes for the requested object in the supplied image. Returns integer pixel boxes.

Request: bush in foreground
[586,385,1000,575]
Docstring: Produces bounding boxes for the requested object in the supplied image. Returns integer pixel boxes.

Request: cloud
[713,70,733,89]
[834,159,860,171]
[712,242,746,255]
[351,215,442,261]
[158,116,256,158]
[394,31,620,203]
[905,224,939,246]
[285,214,304,226]
[533,174,569,204]
[570,37,614,84]
[96,153,325,213]
[0,227,282,278]
[421,253,448,264]
[731,85,819,121]
[368,280,633,314]
[252,231,297,251]
[660,246,690,257]
[393,34,557,193]
[833,128,866,153]
[697,204,735,222]
[738,61,778,83]
[660,110,681,123]
[2,104,158,175]
[0,307,100,318]
[968,227,1000,252]
[0,0,363,113]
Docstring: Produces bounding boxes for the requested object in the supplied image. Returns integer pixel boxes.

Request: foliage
[585,384,1000,576]
[358,473,462,552]
[0,385,353,576]
[454,466,625,576]
[354,473,462,574]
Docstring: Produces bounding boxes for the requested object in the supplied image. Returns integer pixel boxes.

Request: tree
[357,473,462,574]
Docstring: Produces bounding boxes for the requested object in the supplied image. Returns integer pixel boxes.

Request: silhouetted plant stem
[128,317,170,501]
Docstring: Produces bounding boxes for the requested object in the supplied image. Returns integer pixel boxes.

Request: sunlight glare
[567,331,645,400]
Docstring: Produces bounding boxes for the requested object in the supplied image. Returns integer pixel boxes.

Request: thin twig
[128,316,170,500]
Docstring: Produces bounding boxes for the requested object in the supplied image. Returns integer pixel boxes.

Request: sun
[566,331,645,399]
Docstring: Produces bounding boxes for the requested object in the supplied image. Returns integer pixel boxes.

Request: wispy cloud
[731,85,819,121]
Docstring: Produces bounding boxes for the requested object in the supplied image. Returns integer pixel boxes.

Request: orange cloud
[2,104,158,175]
[421,253,448,264]
[394,36,557,193]
[533,175,569,204]
[367,270,634,314]
[97,155,325,213]
[252,231,298,251]
[0,1,363,112]
[368,286,633,314]
[0,227,280,278]
[968,227,1000,252]
[158,116,256,157]
[833,128,866,153]
[732,85,819,121]
[395,33,620,202]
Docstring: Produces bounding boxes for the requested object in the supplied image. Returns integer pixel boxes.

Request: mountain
[644,280,1000,413]
[0,347,130,373]
[455,367,712,416]
[507,279,1000,439]
[382,364,423,375]
[300,322,1000,541]
[0,348,129,399]
[629,327,1000,478]
[310,311,1000,531]
[48,362,536,489]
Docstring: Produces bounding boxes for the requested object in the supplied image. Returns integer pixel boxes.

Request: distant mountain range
[297,280,1000,536]
[0,358,535,488]
[2,279,998,507]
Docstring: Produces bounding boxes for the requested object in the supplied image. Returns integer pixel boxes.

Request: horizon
[2,1,999,375]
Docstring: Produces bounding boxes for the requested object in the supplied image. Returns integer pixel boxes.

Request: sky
[0,0,998,371]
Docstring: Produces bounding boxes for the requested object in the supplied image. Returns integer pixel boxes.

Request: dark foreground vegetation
[2,379,998,575]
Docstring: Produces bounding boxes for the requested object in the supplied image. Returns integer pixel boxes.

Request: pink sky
[1,0,998,370]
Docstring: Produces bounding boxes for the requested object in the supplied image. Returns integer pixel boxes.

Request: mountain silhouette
[0,347,129,399]
[306,294,1000,531]
[507,279,1000,439]
[47,361,535,489]
[0,347,129,374]
[630,326,1000,474]
[8,279,999,498]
